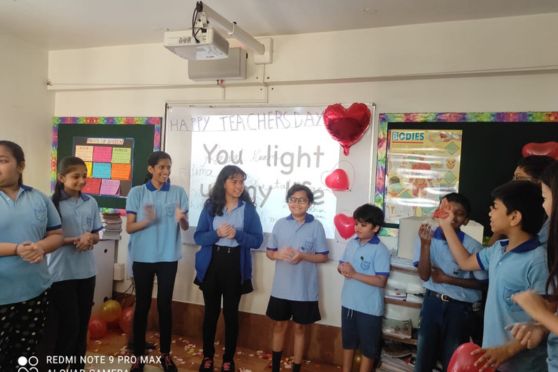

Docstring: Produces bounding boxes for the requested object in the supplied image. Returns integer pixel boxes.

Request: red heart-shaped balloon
[325,168,350,191]
[323,103,371,155]
[334,213,355,239]
[448,342,495,372]
[522,141,558,159]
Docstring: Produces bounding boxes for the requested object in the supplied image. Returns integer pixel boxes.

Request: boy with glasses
[266,184,329,372]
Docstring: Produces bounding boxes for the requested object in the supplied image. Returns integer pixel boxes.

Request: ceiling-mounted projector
[164,28,229,60]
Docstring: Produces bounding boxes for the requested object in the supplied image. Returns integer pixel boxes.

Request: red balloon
[88,315,108,340]
[448,342,495,372]
[323,103,371,156]
[119,307,134,335]
[334,213,355,239]
[325,169,350,191]
[522,141,558,159]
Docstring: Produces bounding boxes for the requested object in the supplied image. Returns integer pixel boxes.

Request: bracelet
[14,243,20,255]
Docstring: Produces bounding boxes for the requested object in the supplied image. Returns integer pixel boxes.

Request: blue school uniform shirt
[267,214,328,302]
[47,193,103,282]
[340,235,391,316]
[476,239,548,372]
[126,181,189,263]
[538,218,550,246]
[0,185,61,305]
[212,201,245,247]
[412,228,487,303]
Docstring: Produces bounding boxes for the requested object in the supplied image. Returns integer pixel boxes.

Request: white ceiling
[1,0,558,50]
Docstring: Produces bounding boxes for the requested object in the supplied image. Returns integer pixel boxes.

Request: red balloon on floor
[119,307,134,335]
[448,342,495,372]
[88,315,108,340]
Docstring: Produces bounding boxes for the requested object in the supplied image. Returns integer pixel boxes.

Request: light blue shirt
[267,214,328,301]
[412,228,487,303]
[548,332,558,372]
[539,218,550,246]
[126,181,189,263]
[47,193,102,282]
[341,235,391,316]
[476,239,548,371]
[212,201,245,247]
[0,186,61,305]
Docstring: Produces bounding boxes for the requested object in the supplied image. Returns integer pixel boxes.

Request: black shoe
[221,360,235,371]
[130,360,144,372]
[199,357,214,372]
[161,353,178,372]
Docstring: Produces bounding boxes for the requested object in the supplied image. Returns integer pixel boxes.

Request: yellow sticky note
[112,147,132,164]
[85,162,93,177]
[75,145,94,162]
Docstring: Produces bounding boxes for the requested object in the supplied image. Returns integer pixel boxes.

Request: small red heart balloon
[334,213,355,239]
[448,342,495,372]
[522,141,558,159]
[325,169,350,191]
[323,103,371,156]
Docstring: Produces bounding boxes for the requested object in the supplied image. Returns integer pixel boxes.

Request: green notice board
[52,117,161,212]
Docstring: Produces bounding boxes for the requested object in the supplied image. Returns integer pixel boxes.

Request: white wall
[48,13,558,326]
[1,33,53,193]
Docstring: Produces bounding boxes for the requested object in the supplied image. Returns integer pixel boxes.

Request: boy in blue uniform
[266,184,328,372]
[438,181,548,371]
[0,141,63,370]
[413,193,487,372]
[338,204,391,372]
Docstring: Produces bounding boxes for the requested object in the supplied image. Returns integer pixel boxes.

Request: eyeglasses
[288,197,309,205]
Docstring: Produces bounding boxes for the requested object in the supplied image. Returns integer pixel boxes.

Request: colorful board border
[51,116,162,214]
[374,112,558,237]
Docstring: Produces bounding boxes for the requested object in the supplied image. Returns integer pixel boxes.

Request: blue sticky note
[92,162,112,179]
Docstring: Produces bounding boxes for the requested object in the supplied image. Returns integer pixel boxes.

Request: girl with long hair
[194,165,263,372]
[0,140,63,370]
[126,151,189,372]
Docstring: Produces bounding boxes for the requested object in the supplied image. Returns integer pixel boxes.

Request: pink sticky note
[82,178,101,194]
[100,179,120,196]
[93,146,113,162]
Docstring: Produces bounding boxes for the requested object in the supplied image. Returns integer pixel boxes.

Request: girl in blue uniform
[512,160,558,371]
[0,140,63,370]
[194,165,263,372]
[126,151,189,372]
[40,156,102,371]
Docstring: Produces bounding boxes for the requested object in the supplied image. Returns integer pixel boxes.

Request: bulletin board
[52,117,162,212]
[374,112,558,237]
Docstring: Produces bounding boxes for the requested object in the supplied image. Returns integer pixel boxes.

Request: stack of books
[100,213,122,240]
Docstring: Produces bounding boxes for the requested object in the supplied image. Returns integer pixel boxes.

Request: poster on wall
[72,137,135,197]
[384,129,462,223]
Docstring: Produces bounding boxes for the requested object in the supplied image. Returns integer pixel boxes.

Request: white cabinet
[92,240,116,312]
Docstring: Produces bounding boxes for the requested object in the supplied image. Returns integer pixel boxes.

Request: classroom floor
[85,330,341,371]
